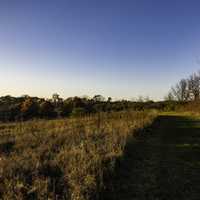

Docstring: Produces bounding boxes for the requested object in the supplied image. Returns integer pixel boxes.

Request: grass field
[104,113,200,200]
[0,111,156,200]
[1,111,199,200]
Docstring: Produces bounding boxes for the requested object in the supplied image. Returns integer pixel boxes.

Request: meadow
[0,111,156,200]
[1,2,200,199]
[105,112,200,200]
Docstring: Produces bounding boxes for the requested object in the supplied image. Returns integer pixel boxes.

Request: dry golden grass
[0,111,156,200]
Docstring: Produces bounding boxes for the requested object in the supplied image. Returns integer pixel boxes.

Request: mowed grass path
[104,114,200,200]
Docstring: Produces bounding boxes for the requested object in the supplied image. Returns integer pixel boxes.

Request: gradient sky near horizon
[1,0,200,100]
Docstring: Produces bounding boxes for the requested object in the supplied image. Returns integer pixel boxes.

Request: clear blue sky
[0,0,200,100]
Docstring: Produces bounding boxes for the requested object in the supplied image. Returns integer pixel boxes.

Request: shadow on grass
[100,117,160,200]
[0,139,15,155]
[101,115,200,200]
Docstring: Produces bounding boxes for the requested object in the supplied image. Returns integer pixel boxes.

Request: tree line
[0,94,180,122]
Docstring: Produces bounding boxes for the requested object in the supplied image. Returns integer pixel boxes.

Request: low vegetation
[104,113,200,200]
[0,110,156,200]
[1,70,200,200]
[0,94,183,122]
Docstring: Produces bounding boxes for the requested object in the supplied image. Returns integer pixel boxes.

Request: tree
[93,95,105,102]
[8,104,21,121]
[107,97,112,102]
[52,93,63,107]
[168,79,189,101]
[21,98,39,119]
[188,73,200,100]
[167,70,200,101]
[39,101,56,118]
[72,97,85,108]
[54,100,74,117]
[164,92,175,101]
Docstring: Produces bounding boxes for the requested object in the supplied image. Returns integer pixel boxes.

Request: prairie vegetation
[1,69,200,199]
[104,113,200,200]
[0,111,156,200]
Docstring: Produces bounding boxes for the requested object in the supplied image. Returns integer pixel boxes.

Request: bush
[39,101,56,118]
[71,107,87,117]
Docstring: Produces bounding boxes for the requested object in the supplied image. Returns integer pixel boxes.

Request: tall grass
[0,111,156,200]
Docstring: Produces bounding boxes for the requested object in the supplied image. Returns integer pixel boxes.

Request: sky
[0,0,200,100]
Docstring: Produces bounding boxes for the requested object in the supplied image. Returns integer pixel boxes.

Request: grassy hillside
[0,111,156,200]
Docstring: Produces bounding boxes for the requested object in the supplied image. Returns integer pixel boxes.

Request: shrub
[71,107,87,117]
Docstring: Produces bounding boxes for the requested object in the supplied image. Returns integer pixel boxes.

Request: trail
[104,115,200,200]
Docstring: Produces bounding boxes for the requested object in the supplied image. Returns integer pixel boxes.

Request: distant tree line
[167,70,200,101]
[0,93,183,122]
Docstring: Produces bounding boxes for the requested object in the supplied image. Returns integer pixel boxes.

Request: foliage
[39,101,56,118]
[0,94,184,122]
[71,107,87,117]
[21,98,39,120]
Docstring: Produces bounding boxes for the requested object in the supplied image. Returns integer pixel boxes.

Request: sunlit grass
[0,111,156,200]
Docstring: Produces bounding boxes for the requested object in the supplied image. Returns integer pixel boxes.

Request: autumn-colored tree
[21,98,39,119]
